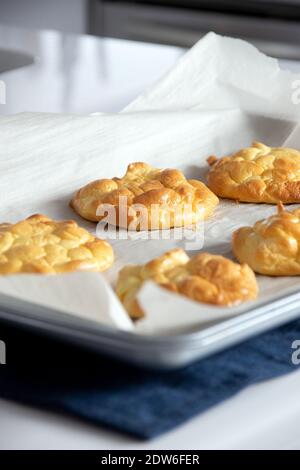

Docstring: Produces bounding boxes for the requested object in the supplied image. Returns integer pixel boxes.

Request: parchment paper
[1,33,300,335]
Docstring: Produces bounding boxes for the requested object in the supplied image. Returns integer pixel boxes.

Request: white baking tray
[0,110,299,369]
[0,288,300,369]
[1,34,300,369]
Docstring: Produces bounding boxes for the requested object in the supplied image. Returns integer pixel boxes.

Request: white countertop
[0,25,184,114]
[1,24,300,450]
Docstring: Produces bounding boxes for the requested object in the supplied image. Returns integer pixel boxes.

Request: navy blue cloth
[0,319,300,439]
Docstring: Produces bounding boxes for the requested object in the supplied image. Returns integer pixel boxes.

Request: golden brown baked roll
[0,214,114,274]
[232,203,300,275]
[207,142,300,203]
[116,248,258,319]
[70,162,219,230]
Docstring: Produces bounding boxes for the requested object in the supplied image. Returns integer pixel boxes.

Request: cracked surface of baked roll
[71,162,219,230]
[207,142,300,203]
[116,248,258,319]
[0,214,114,274]
[232,203,300,276]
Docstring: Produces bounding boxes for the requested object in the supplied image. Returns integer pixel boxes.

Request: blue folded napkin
[0,319,300,439]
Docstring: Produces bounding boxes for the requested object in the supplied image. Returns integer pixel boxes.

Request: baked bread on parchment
[232,203,300,276]
[0,214,114,274]
[116,248,258,319]
[207,142,300,203]
[71,162,219,230]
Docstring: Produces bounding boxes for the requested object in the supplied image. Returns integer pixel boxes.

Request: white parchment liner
[1,33,300,334]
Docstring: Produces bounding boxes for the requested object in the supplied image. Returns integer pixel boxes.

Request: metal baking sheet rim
[0,290,300,369]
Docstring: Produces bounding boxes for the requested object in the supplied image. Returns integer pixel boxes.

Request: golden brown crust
[207,142,300,203]
[0,214,114,275]
[232,204,300,275]
[116,248,258,319]
[70,162,219,229]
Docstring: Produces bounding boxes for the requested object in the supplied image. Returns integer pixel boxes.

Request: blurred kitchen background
[2,0,300,59]
[1,0,300,114]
